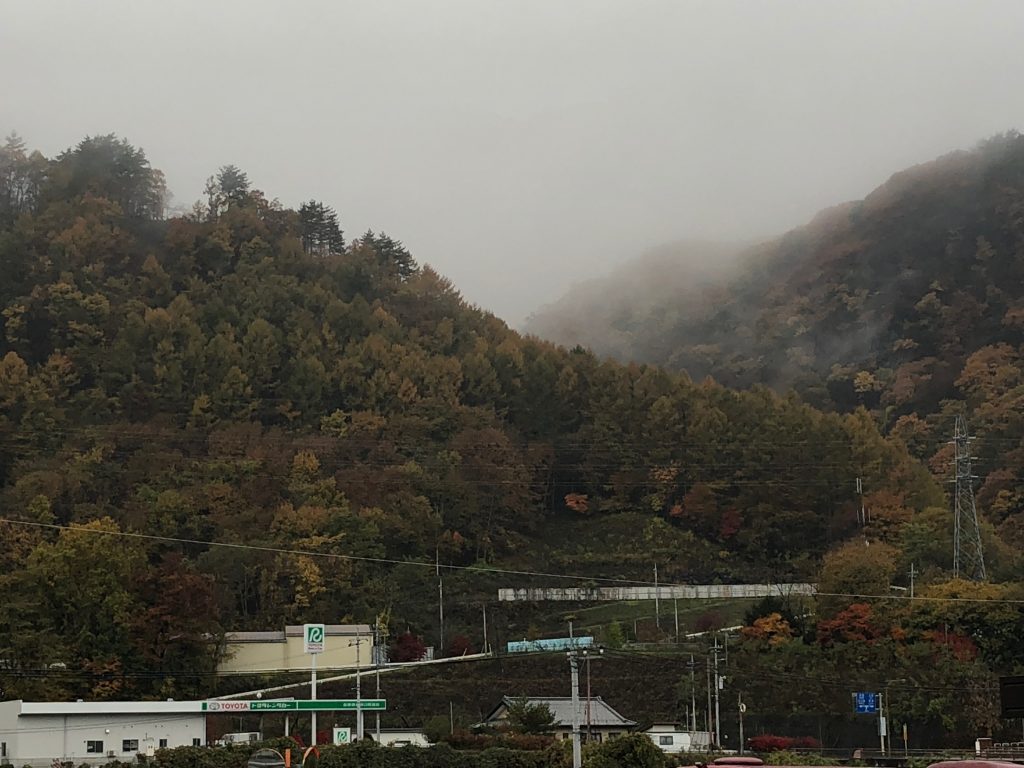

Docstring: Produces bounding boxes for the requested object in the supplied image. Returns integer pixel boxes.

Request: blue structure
[506,636,595,654]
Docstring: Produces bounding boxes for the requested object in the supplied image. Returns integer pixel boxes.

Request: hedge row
[152,740,569,768]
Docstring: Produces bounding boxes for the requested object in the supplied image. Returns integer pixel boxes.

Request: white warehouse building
[0,700,206,765]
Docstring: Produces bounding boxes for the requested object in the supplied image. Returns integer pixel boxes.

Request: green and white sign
[304,623,325,654]
[203,700,386,712]
[333,727,352,745]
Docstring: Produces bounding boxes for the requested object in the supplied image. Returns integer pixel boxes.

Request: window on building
[1,741,6,757]
[86,741,103,754]
[122,739,139,752]
[159,739,168,748]
[659,735,674,746]
[608,732,620,739]
[193,738,202,747]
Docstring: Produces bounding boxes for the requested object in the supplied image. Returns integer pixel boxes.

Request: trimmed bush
[583,734,667,768]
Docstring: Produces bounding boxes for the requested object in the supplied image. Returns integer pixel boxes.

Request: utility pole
[706,656,713,749]
[586,651,592,743]
[654,563,660,630]
[374,625,381,741]
[909,563,916,599]
[713,636,722,749]
[674,599,679,643]
[482,603,488,654]
[689,654,698,733]
[436,549,446,651]
[356,632,363,740]
[856,476,866,527]
[738,693,745,755]
[568,650,582,768]
[952,415,986,580]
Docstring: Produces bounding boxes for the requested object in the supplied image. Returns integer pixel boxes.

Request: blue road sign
[855,692,878,714]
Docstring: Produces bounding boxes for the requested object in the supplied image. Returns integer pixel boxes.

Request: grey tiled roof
[488,696,635,727]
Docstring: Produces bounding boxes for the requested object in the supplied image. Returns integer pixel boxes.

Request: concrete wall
[220,634,375,673]
[497,584,816,602]
[0,708,205,765]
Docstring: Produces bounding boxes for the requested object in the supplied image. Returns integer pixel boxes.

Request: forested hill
[526,132,1024,547]
[0,134,947,701]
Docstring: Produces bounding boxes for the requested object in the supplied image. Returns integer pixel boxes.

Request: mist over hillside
[528,132,1024,548]
[523,241,747,360]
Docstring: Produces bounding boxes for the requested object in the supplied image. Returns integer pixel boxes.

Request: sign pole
[304,624,326,747]
[311,652,317,747]
[878,691,885,754]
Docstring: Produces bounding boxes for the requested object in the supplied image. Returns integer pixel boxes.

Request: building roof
[484,696,635,728]
[225,624,373,643]
[11,700,205,715]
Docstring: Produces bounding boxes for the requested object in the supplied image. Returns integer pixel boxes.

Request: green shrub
[153,737,570,768]
[763,750,839,766]
[584,734,667,768]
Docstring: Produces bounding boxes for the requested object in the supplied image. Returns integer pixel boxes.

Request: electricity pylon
[952,415,986,581]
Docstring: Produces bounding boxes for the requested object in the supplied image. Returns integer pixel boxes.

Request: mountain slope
[527,132,1024,545]
[0,133,951,702]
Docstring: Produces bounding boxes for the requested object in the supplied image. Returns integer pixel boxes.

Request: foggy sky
[3,0,1024,325]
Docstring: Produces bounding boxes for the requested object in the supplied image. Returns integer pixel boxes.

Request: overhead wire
[2,517,1023,605]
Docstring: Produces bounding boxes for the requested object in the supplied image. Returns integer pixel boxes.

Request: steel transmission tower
[952,415,986,581]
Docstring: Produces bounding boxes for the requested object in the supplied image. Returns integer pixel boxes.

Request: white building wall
[644,725,714,753]
[0,709,205,766]
[0,700,21,764]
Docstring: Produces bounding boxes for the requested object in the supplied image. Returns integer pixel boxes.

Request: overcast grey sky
[3,0,1024,325]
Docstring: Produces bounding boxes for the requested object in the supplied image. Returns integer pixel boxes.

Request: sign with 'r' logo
[304,623,325,654]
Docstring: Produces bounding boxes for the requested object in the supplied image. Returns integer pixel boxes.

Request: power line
[3,517,1024,605]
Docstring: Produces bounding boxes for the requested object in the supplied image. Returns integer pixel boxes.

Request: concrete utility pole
[586,651,592,742]
[374,625,381,741]
[356,633,363,740]
[349,633,364,740]
[706,656,713,750]
[909,563,916,599]
[568,650,582,768]
[482,603,488,654]
[713,636,722,749]
[436,549,446,651]
[654,563,660,629]
[738,693,745,755]
[689,654,698,733]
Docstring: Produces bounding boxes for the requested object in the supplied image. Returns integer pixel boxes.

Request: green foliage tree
[503,698,558,735]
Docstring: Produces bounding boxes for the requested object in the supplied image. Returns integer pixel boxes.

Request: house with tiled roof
[481,696,636,743]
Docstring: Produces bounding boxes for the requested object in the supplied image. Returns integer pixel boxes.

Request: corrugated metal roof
[488,696,635,727]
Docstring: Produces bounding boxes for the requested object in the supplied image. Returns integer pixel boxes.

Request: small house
[643,723,711,753]
[481,696,635,743]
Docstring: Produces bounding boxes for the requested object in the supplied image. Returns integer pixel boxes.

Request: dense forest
[527,132,1024,549]
[0,133,1020,745]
